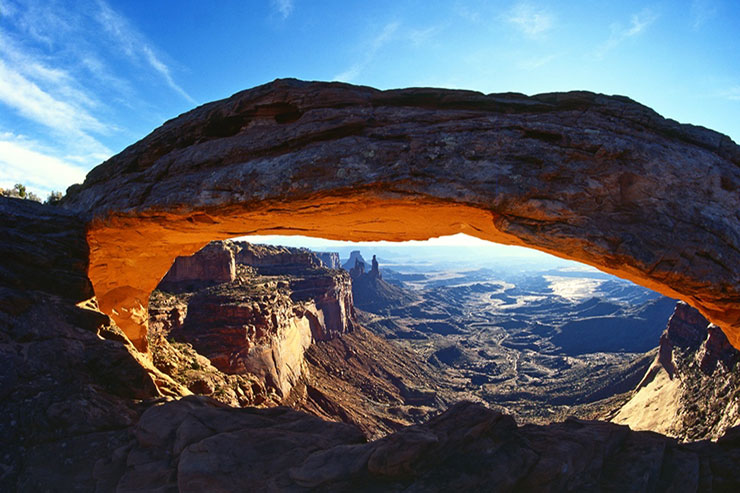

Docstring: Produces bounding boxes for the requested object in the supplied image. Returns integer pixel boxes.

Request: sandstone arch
[63,79,740,352]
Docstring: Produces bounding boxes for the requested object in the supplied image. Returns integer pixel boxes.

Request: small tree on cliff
[45,191,63,205]
[0,183,41,202]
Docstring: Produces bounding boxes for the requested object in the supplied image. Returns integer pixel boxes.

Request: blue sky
[1,0,739,200]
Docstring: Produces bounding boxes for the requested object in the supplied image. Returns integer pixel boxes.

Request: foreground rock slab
[61,79,740,351]
[107,396,740,492]
[0,197,183,490]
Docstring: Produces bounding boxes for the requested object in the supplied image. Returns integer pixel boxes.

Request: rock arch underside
[62,78,740,353]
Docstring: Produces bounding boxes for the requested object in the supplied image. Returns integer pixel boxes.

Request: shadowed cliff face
[61,79,740,351]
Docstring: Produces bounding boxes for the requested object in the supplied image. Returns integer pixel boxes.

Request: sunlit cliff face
[62,80,740,353]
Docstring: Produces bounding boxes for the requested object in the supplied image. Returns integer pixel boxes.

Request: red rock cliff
[160,241,235,288]
[153,240,355,399]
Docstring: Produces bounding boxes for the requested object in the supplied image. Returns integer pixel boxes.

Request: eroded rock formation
[150,241,355,400]
[0,197,186,490]
[149,240,450,437]
[350,254,420,312]
[160,240,235,289]
[60,79,740,352]
[315,251,340,269]
[343,250,368,271]
[613,301,740,440]
[235,242,321,274]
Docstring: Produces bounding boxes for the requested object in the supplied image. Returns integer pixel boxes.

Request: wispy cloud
[271,0,294,19]
[0,59,110,151]
[720,86,740,101]
[0,33,99,111]
[94,0,195,104]
[408,26,440,47]
[0,133,89,196]
[333,21,400,83]
[517,52,560,71]
[690,0,718,30]
[595,8,659,59]
[0,0,194,197]
[505,2,555,39]
[454,3,481,23]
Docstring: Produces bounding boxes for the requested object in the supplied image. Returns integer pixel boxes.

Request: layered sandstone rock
[315,251,341,269]
[149,240,447,435]
[293,324,451,439]
[235,242,321,274]
[613,302,740,440]
[343,250,368,271]
[150,240,355,400]
[159,241,235,288]
[350,254,420,312]
[60,79,740,352]
[173,282,314,398]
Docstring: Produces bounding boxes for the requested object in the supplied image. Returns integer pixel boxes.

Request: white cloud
[79,55,135,99]
[94,0,195,103]
[595,8,659,59]
[505,2,554,39]
[625,9,657,36]
[0,0,195,196]
[720,86,740,101]
[271,0,294,19]
[0,59,108,140]
[334,64,363,84]
[454,3,481,23]
[333,21,400,83]
[373,22,401,51]
[408,26,439,47]
[0,33,101,112]
[0,134,89,197]
[517,52,560,70]
[690,0,718,30]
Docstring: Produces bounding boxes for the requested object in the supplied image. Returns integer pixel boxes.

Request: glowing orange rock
[63,79,740,351]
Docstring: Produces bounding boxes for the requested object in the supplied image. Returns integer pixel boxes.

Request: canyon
[146,239,451,437]
[3,79,740,490]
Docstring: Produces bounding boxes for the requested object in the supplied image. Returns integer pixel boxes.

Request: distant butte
[61,78,740,352]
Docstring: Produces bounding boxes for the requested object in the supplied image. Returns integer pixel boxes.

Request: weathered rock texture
[96,396,740,491]
[0,198,185,490]
[152,241,355,400]
[315,251,341,269]
[148,241,451,436]
[614,301,740,440]
[160,240,235,288]
[343,250,368,271]
[235,242,322,274]
[292,324,452,439]
[350,254,420,313]
[61,78,740,353]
